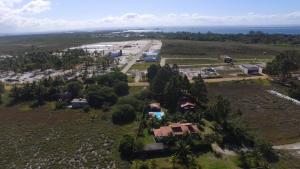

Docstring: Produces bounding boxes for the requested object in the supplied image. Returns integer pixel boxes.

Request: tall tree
[266,50,299,80]
[150,64,173,101]
[190,75,208,107]
[163,76,183,113]
[175,141,191,166]
[147,64,161,82]
[207,95,231,125]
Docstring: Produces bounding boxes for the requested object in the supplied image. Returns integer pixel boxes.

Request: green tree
[175,141,192,166]
[113,81,129,96]
[207,96,231,125]
[190,75,208,107]
[86,85,117,108]
[163,76,182,113]
[150,64,173,101]
[112,104,136,125]
[147,64,161,82]
[117,96,144,112]
[266,51,299,80]
[119,135,135,160]
[66,80,83,98]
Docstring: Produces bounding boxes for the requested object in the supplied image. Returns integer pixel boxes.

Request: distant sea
[126,26,300,35]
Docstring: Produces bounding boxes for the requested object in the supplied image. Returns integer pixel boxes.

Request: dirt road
[273,142,300,150]
[128,74,270,87]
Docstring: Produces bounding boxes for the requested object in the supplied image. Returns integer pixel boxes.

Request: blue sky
[1,0,300,33]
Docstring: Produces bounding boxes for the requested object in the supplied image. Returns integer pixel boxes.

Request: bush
[112,104,136,125]
[55,101,68,110]
[83,105,90,113]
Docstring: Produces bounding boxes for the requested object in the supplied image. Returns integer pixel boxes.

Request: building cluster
[142,51,160,62]
[147,97,200,143]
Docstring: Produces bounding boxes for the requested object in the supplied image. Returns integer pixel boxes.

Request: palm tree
[175,141,191,166]
[170,154,177,169]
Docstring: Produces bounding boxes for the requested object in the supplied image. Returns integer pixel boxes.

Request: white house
[71,98,88,109]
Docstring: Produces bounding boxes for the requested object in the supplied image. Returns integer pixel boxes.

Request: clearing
[207,80,300,145]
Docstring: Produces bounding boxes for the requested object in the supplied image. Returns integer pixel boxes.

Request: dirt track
[128,74,270,87]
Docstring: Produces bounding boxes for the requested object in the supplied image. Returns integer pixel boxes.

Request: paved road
[121,40,155,74]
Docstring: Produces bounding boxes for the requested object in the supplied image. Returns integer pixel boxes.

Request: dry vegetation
[161,40,300,59]
[0,102,138,169]
[208,80,300,145]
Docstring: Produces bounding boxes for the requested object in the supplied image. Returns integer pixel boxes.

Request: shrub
[55,101,68,110]
[83,105,90,113]
[112,104,136,125]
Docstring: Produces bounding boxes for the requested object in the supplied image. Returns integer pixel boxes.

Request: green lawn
[197,153,241,169]
[140,129,156,144]
[131,153,241,169]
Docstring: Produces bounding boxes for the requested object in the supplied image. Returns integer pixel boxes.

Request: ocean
[126,26,300,35]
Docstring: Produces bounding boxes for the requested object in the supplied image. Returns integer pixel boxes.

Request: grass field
[161,40,300,59]
[207,80,300,145]
[166,58,221,65]
[0,102,139,169]
[130,62,158,71]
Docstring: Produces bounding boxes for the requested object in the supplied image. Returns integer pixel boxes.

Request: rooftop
[153,123,200,137]
[241,64,259,70]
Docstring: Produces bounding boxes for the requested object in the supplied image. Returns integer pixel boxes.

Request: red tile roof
[153,123,200,137]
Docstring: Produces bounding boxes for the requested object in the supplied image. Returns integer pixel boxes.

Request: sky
[0,0,300,33]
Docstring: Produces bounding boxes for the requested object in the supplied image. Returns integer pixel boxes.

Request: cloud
[19,0,51,14]
[0,1,300,33]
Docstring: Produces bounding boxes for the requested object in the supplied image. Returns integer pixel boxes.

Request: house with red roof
[153,123,200,140]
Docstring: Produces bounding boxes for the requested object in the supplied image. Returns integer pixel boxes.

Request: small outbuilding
[71,98,88,109]
[220,55,233,63]
[240,64,263,75]
[144,56,159,62]
[149,103,161,112]
[110,50,122,58]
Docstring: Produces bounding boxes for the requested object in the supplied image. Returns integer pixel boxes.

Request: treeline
[145,31,300,45]
[265,50,300,100]
[0,49,91,72]
[9,71,129,109]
